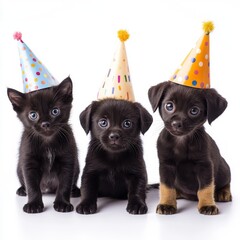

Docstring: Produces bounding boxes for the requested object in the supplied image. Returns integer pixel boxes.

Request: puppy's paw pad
[199,205,219,215]
[71,186,81,198]
[23,202,44,213]
[156,204,177,215]
[127,202,148,215]
[16,186,27,196]
[76,202,97,214]
[54,201,74,212]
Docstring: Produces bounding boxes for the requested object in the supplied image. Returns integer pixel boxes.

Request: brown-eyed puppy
[148,81,232,215]
[76,99,153,214]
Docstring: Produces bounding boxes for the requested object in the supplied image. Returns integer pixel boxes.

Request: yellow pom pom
[118,30,129,42]
[202,21,214,34]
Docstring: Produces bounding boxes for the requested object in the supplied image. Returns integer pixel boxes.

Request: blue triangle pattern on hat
[14,32,58,93]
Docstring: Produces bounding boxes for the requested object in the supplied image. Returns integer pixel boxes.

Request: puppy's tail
[147,183,159,190]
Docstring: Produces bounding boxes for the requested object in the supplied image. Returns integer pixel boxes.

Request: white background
[0,0,240,239]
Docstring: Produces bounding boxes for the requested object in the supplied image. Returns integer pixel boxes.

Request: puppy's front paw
[23,202,44,213]
[156,204,177,215]
[127,202,148,215]
[54,201,74,212]
[199,205,219,215]
[76,202,97,214]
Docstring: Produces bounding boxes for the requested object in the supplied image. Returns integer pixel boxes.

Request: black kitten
[148,81,232,215]
[7,77,80,213]
[76,99,153,215]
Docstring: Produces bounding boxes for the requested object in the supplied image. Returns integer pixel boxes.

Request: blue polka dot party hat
[169,21,214,89]
[97,30,135,102]
[13,32,58,93]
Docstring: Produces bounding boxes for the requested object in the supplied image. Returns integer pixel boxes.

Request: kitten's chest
[43,148,55,171]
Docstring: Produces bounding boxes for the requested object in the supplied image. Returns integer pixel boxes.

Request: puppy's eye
[98,118,109,128]
[165,101,175,112]
[122,120,132,129]
[189,107,200,116]
[28,111,39,121]
[50,107,60,117]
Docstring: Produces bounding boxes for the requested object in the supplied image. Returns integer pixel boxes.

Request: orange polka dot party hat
[13,32,58,93]
[97,30,135,102]
[169,21,214,89]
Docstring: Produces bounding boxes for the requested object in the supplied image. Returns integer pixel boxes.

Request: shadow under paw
[156,204,177,215]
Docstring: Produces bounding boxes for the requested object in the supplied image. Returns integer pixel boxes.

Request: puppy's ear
[80,101,98,134]
[204,88,228,125]
[148,81,170,112]
[134,103,153,134]
[7,88,26,112]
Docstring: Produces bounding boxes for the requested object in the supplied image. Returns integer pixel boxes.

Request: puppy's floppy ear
[7,88,26,112]
[148,81,170,112]
[134,103,153,134]
[204,88,228,125]
[80,101,98,134]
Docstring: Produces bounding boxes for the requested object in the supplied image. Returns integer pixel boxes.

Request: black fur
[76,99,153,214]
[7,77,80,213]
[148,81,231,214]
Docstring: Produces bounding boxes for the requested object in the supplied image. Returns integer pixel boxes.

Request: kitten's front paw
[156,204,177,215]
[54,201,74,212]
[16,186,27,196]
[23,202,44,213]
[127,201,148,215]
[76,202,97,214]
[199,205,219,215]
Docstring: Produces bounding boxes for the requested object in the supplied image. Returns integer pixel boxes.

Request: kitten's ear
[204,88,228,125]
[148,81,170,112]
[134,102,153,134]
[7,88,26,112]
[80,101,98,134]
[56,76,73,102]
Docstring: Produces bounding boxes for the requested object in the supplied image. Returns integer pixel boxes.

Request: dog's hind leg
[215,184,232,202]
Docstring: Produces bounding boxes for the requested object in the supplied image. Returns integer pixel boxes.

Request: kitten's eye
[189,106,200,116]
[51,107,60,117]
[28,111,39,121]
[165,101,175,112]
[98,118,109,128]
[122,120,132,129]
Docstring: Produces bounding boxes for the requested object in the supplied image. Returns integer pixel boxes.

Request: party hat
[97,30,135,102]
[13,32,58,93]
[169,21,214,89]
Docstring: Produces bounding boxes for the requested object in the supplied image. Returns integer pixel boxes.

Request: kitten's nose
[109,132,120,141]
[41,121,50,129]
[171,120,182,130]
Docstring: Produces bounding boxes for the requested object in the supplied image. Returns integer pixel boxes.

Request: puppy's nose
[109,132,120,141]
[171,120,182,130]
[41,121,50,129]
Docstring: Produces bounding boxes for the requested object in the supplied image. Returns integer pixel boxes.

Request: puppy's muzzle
[109,132,120,142]
[171,120,182,131]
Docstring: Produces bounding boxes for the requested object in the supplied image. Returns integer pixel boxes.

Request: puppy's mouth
[165,123,190,137]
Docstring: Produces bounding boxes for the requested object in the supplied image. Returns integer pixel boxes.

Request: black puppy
[148,81,231,215]
[76,99,153,214]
